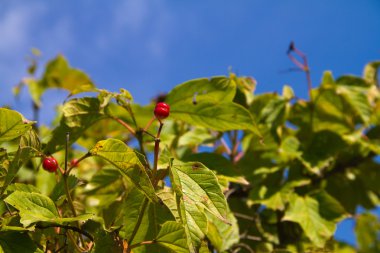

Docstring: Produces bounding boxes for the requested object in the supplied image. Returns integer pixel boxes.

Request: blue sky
[1,0,379,246]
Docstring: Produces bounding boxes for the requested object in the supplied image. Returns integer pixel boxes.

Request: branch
[36,224,94,241]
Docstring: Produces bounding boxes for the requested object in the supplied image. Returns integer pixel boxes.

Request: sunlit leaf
[0,108,33,143]
[363,61,380,86]
[169,160,229,251]
[171,102,260,135]
[4,191,94,227]
[155,221,188,253]
[355,212,380,253]
[206,208,239,252]
[166,76,236,106]
[45,97,107,153]
[89,138,157,202]
[282,194,336,248]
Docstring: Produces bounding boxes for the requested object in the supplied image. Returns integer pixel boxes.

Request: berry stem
[153,121,163,186]
[65,132,69,173]
[66,153,91,175]
[126,120,164,253]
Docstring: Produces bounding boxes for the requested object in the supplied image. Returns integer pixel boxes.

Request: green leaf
[89,138,157,202]
[282,194,336,248]
[326,172,376,214]
[2,129,41,192]
[171,102,260,135]
[84,167,121,194]
[115,188,149,242]
[50,175,79,203]
[155,221,188,253]
[166,76,236,106]
[336,85,372,124]
[183,152,248,186]
[310,87,353,134]
[6,183,41,194]
[31,54,95,105]
[336,75,369,87]
[93,229,124,253]
[249,168,303,211]
[157,189,180,222]
[321,71,335,85]
[45,97,107,153]
[355,212,380,253]
[312,191,348,222]
[115,188,173,249]
[282,85,294,100]
[230,74,256,106]
[206,209,239,252]
[0,108,33,143]
[169,160,229,251]
[177,128,213,147]
[4,191,93,227]
[0,232,44,253]
[363,61,380,86]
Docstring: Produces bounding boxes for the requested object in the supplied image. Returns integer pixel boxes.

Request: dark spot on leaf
[192,163,202,170]
[192,92,198,105]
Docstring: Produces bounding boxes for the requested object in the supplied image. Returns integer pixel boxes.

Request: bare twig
[287,41,312,100]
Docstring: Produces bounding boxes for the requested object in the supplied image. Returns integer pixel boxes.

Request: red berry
[154,102,170,119]
[70,159,79,168]
[42,156,59,172]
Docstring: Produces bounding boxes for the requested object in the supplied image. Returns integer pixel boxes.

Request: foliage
[0,54,379,253]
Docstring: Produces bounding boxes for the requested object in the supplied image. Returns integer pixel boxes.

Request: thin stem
[153,122,164,186]
[32,102,39,134]
[305,69,312,100]
[123,104,138,129]
[67,231,87,253]
[129,240,155,250]
[66,153,91,175]
[143,116,156,132]
[220,137,232,155]
[65,132,69,173]
[136,130,149,162]
[63,175,77,217]
[63,132,86,249]
[287,53,306,70]
[287,42,313,101]
[229,130,239,162]
[126,198,149,252]
[110,115,136,135]
[126,120,164,253]
[142,129,156,139]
